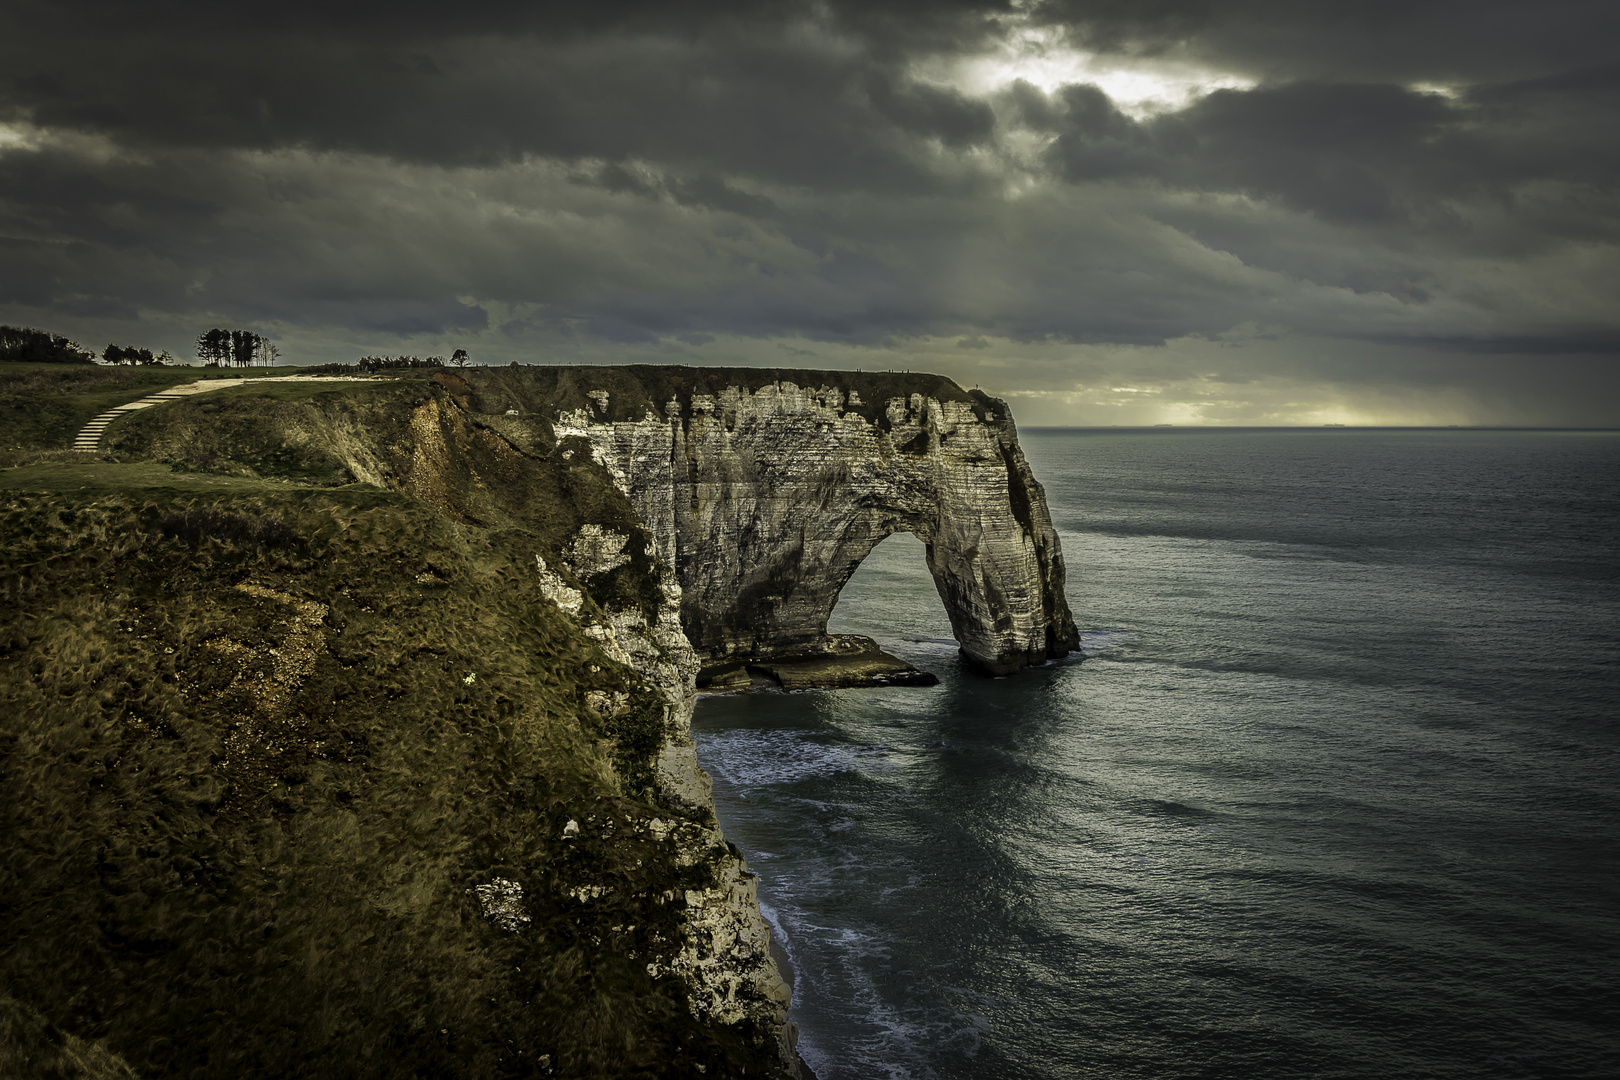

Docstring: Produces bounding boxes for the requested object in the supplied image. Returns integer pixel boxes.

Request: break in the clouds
[2,0,1616,425]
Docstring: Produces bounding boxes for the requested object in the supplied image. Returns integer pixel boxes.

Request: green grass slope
[457,364,990,428]
[0,363,288,461]
[0,384,786,1078]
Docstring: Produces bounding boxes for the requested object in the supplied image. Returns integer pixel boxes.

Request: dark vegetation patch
[0,480,776,1080]
[156,507,302,549]
[581,686,674,795]
[462,364,991,429]
[584,562,665,627]
[0,994,138,1078]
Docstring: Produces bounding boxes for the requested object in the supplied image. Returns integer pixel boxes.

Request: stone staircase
[71,379,249,452]
[70,375,376,453]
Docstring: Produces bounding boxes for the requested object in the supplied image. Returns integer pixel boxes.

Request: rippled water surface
[691,429,1620,1080]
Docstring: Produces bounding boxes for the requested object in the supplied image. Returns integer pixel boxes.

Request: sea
[690,428,1620,1080]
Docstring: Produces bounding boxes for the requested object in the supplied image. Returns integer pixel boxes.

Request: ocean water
[690,429,1620,1080]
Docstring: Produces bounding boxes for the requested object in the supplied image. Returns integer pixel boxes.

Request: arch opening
[826,531,955,653]
[695,526,949,691]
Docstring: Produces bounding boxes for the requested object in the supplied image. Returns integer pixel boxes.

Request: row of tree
[0,324,263,367]
[0,325,97,364]
[103,344,177,366]
[6,322,479,370]
[195,328,279,367]
[356,349,470,373]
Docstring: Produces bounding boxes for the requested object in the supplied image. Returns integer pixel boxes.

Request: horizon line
[1022,424,1620,432]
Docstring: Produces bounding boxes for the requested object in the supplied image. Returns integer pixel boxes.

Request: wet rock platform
[698,634,939,691]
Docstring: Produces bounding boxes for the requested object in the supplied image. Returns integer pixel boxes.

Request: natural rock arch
[532,369,1080,679]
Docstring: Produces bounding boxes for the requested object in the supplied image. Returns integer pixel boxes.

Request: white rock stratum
[533,370,1080,677]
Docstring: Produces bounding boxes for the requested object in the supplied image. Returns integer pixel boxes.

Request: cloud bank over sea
[3,1,1616,424]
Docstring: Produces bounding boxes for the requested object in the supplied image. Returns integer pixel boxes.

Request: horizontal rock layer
[474,367,1080,677]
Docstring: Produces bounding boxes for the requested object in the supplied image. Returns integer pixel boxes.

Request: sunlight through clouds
[1,1,1615,426]
[0,121,41,154]
[920,20,1254,117]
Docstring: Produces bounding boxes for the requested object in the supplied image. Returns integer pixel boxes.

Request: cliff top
[459,364,997,426]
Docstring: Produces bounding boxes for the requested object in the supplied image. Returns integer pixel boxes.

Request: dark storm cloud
[0,0,1615,422]
[0,141,500,333]
[1047,72,1620,227]
[1030,67,1620,354]
[1035,0,1620,84]
[0,0,1002,191]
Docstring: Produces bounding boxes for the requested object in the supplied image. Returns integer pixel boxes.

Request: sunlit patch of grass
[101,381,433,486]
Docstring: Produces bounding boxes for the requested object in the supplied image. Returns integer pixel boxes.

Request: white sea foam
[1078,628,1139,657]
[792,918,993,1080]
[698,729,901,790]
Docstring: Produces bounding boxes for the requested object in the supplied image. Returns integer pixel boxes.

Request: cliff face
[2,373,801,1079]
[468,367,1079,678]
[2,364,1076,1078]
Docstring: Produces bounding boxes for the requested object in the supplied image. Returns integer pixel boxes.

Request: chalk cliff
[1,363,1077,1079]
[467,366,1080,681]
[4,371,805,1079]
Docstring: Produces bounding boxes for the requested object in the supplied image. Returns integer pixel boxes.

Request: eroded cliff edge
[466,366,1080,682]
[1,370,801,1079]
[1,363,1076,1078]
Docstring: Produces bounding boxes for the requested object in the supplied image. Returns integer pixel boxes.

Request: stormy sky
[3,1,1617,425]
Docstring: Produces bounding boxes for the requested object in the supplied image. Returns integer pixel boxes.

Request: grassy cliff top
[0,377,787,1079]
[1,361,996,461]
[459,364,994,426]
[0,362,297,459]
